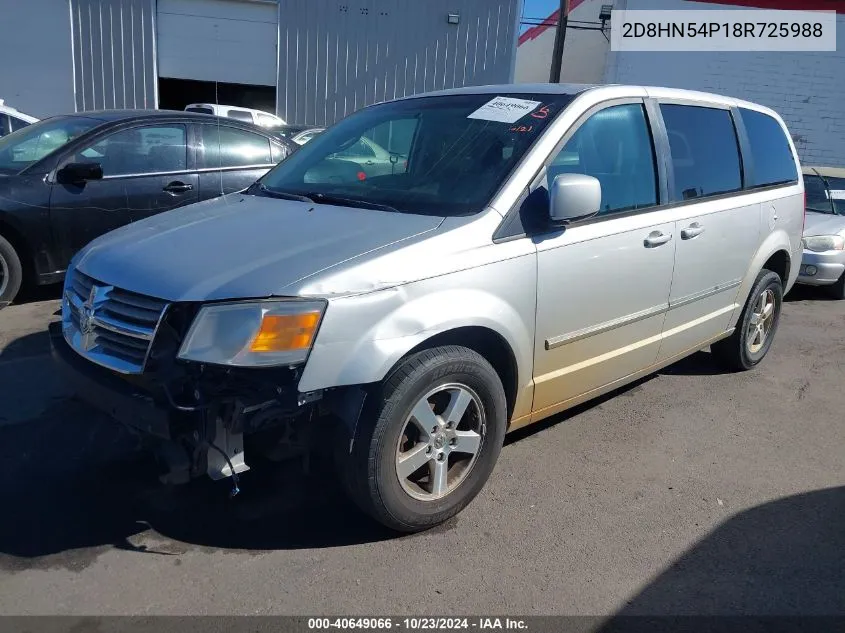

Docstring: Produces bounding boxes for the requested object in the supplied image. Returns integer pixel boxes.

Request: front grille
[62,269,169,374]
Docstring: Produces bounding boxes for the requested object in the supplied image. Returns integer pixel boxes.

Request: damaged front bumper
[49,321,364,491]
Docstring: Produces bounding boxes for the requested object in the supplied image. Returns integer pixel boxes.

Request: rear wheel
[338,345,507,532]
[711,269,783,371]
[0,234,23,309]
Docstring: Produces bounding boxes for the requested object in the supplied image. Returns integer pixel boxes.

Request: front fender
[299,254,537,419]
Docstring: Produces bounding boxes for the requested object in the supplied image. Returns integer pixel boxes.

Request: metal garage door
[157,0,278,86]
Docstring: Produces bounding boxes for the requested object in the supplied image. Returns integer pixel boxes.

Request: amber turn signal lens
[249,311,321,353]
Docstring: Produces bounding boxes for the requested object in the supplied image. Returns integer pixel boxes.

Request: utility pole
[548,0,571,83]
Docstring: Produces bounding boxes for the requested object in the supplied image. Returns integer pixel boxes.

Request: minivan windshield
[0,115,100,175]
[253,93,576,215]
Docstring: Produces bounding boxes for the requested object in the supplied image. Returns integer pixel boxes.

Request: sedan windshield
[254,93,576,215]
[0,116,101,175]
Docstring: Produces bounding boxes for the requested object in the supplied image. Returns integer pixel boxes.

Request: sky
[520,0,560,31]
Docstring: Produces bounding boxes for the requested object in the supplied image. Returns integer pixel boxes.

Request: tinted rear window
[187,107,214,115]
[740,108,798,187]
[660,104,742,201]
[226,109,254,122]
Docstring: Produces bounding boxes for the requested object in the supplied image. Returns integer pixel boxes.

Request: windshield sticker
[828,189,845,200]
[468,97,543,123]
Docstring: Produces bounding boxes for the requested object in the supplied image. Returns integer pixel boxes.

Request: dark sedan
[0,110,297,306]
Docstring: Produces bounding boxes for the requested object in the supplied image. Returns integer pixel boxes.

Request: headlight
[802,235,845,252]
[178,299,326,367]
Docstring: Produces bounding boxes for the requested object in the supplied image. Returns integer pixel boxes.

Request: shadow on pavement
[11,282,62,306]
[784,284,837,303]
[597,486,845,623]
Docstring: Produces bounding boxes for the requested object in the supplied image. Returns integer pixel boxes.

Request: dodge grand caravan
[51,84,804,532]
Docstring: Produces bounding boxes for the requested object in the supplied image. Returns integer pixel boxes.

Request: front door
[655,103,761,362]
[50,123,198,266]
[532,101,676,416]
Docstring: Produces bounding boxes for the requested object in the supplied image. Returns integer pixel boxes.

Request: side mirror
[57,162,103,185]
[549,173,602,225]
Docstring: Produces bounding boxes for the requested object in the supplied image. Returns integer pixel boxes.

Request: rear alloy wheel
[711,269,783,371]
[0,234,23,309]
[339,345,507,532]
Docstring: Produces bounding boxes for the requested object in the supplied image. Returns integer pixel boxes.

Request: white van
[184,103,285,127]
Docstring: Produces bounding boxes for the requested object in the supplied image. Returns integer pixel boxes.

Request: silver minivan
[51,84,804,532]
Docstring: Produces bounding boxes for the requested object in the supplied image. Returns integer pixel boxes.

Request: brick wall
[605,0,845,167]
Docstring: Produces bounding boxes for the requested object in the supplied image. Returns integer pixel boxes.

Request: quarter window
[10,116,31,132]
[0,114,10,137]
[226,109,254,123]
[546,103,658,215]
[74,125,187,177]
[201,125,273,168]
[660,104,742,201]
[739,108,798,187]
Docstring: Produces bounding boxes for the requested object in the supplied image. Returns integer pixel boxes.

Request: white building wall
[515,0,611,84]
[605,0,845,167]
[0,0,76,118]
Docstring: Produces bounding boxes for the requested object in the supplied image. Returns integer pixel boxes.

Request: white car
[0,100,38,137]
[184,103,285,128]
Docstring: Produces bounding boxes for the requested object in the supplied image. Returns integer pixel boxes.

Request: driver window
[545,103,658,215]
[73,125,187,177]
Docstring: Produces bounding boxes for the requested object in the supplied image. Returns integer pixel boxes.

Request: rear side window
[226,109,254,123]
[200,125,273,168]
[739,108,798,187]
[660,104,742,201]
[271,141,290,163]
[186,106,214,115]
[0,114,10,137]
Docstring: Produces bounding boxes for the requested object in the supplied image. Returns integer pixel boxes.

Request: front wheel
[338,345,507,532]
[711,269,783,371]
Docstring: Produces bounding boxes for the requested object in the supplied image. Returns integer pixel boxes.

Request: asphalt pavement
[0,284,843,616]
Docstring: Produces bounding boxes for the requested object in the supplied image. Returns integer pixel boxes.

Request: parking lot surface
[0,286,843,616]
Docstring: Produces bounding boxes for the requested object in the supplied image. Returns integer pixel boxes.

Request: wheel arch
[729,232,794,329]
[0,215,34,283]
[396,326,520,422]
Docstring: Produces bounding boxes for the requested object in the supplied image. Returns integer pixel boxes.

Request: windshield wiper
[305,192,399,213]
[249,183,315,203]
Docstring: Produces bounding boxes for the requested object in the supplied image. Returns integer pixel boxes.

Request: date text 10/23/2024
[307,618,529,630]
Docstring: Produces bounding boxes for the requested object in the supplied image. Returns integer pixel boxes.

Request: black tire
[338,345,507,532]
[828,272,845,300]
[711,269,783,371]
[0,234,23,309]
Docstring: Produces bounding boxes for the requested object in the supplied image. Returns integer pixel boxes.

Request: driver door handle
[163,181,193,194]
[644,231,672,248]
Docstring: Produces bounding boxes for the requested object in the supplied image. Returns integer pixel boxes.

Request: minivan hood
[803,211,845,237]
[74,194,444,301]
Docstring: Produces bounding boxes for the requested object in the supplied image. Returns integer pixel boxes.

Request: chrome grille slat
[109,290,167,313]
[102,302,161,325]
[61,269,168,374]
